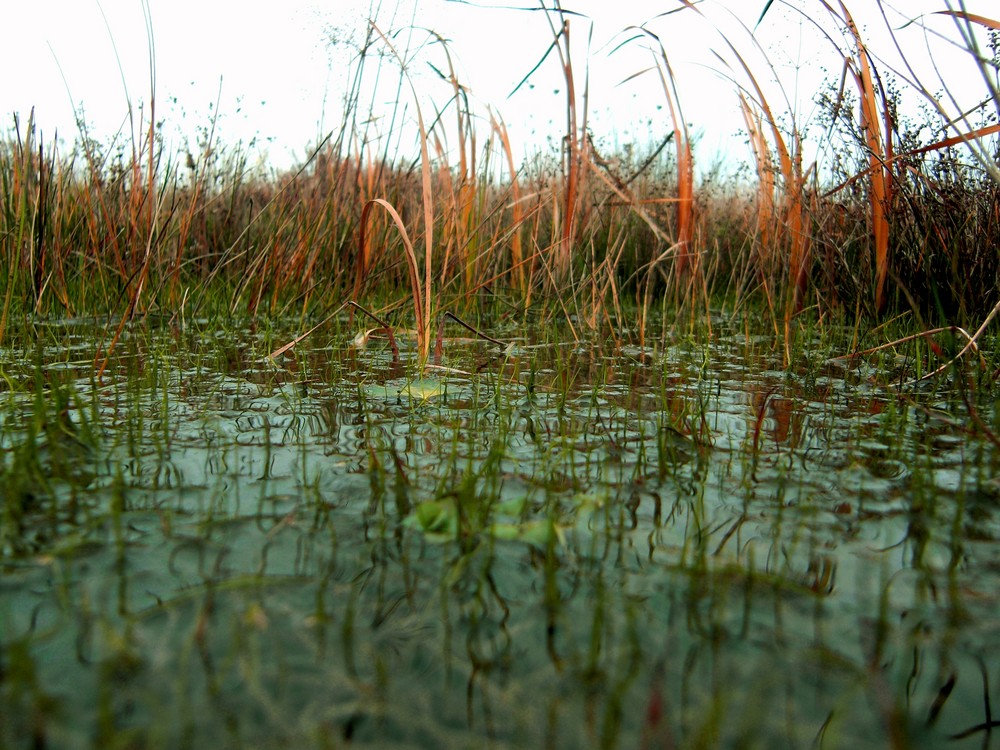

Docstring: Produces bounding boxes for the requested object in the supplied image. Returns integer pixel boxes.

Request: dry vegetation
[1,1,998,364]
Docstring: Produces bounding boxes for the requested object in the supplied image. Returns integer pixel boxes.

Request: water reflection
[0,319,997,748]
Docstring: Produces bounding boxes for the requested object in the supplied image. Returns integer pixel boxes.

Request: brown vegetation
[1,2,997,365]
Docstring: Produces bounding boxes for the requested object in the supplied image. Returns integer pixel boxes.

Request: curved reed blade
[837,2,891,312]
[368,23,436,364]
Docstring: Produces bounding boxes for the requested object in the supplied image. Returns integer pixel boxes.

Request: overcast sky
[2,0,995,174]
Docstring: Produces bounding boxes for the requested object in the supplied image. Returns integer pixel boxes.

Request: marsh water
[1,316,999,749]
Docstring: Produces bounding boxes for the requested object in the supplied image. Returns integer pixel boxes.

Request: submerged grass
[0,314,997,748]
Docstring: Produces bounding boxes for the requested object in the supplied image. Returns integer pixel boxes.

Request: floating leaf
[404,499,459,540]
[494,496,529,517]
[365,378,447,403]
[399,378,446,400]
[489,518,563,548]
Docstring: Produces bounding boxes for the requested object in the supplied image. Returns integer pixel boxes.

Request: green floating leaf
[399,378,446,400]
[489,518,563,548]
[403,499,459,541]
[494,496,529,517]
[364,378,446,403]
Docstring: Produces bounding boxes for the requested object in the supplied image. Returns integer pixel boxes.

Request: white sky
[2,0,996,175]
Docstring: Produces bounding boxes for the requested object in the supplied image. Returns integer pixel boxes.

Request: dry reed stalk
[676,137,695,268]
[637,29,696,279]
[350,149,386,303]
[169,83,222,304]
[4,113,36,316]
[415,105,435,360]
[554,13,587,282]
[96,3,164,377]
[739,95,776,266]
[586,150,672,246]
[345,23,436,363]
[737,95,782,337]
[432,134,459,291]
[359,197,425,345]
[724,60,807,357]
[514,3,590,281]
[834,2,892,312]
[681,0,811,359]
[491,113,526,293]
[428,34,479,292]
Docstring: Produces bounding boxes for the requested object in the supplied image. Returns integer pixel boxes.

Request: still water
[1,317,998,748]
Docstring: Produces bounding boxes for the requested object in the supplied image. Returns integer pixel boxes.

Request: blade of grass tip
[755,0,777,30]
[508,37,561,99]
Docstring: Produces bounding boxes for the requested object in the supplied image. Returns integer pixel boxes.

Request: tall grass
[0,1,997,357]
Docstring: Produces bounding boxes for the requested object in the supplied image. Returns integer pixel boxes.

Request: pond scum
[2,1,1000,748]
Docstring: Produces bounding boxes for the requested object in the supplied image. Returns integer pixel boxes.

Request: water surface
[1,317,998,748]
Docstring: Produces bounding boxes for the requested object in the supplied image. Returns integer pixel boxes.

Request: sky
[2,0,996,175]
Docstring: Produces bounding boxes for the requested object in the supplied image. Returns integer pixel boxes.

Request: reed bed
[0,1,997,365]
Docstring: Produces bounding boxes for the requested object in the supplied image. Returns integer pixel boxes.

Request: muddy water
[1,318,998,748]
